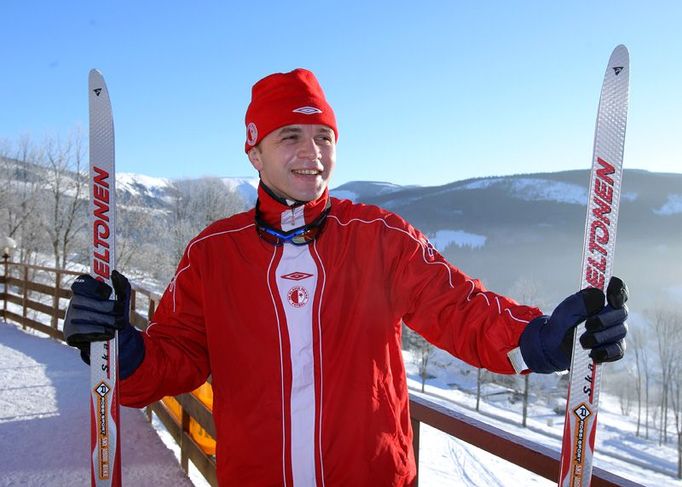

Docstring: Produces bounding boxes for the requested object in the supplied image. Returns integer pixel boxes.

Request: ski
[558,46,629,487]
[88,69,121,487]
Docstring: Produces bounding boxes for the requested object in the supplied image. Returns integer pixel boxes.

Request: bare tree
[650,306,680,446]
[664,309,682,478]
[38,132,88,269]
[402,324,434,392]
[630,325,651,438]
[168,177,247,264]
[507,275,547,427]
[476,368,491,412]
[116,199,162,275]
[0,137,45,264]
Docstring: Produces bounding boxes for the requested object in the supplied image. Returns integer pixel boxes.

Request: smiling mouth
[292,169,322,176]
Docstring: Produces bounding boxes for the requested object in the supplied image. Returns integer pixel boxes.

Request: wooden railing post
[22,265,28,329]
[411,417,420,487]
[51,269,61,332]
[180,405,190,474]
[130,288,137,319]
[147,298,156,324]
[2,256,8,321]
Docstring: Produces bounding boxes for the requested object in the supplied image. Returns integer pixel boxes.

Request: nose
[296,137,321,161]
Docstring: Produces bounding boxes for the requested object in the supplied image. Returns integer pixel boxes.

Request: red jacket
[121,186,542,486]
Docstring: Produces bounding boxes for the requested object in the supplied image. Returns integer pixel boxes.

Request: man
[64,68,628,486]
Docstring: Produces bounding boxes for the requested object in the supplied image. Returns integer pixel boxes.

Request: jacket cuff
[519,315,559,374]
[118,325,145,380]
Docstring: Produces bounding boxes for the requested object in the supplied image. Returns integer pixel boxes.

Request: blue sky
[1,1,680,187]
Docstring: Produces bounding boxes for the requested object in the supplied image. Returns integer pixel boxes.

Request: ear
[247,147,263,171]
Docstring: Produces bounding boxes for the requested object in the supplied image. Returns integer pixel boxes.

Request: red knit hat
[244,68,338,153]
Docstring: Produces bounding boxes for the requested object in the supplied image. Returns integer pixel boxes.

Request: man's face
[248,124,336,202]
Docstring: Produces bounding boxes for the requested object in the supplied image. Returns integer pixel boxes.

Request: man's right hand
[64,270,145,379]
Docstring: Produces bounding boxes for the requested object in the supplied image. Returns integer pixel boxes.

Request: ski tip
[88,69,108,89]
[606,45,629,79]
[89,70,110,100]
[609,45,629,63]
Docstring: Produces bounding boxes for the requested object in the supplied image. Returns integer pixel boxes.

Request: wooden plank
[176,393,216,438]
[3,310,64,340]
[6,277,71,299]
[150,401,180,441]
[51,270,61,330]
[22,266,28,325]
[149,401,217,486]
[180,428,217,486]
[409,394,642,486]
[5,293,65,319]
[411,416,420,487]
[130,311,149,331]
[180,406,190,472]
[6,262,82,276]
[131,283,163,303]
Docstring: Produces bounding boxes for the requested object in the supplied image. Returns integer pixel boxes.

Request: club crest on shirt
[287,286,309,308]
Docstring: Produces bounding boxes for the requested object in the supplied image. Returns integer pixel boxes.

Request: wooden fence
[0,259,641,487]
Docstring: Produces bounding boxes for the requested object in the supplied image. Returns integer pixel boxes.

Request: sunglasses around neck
[255,201,331,246]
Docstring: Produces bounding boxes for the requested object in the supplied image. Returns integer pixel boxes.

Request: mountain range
[111,168,681,308]
[3,156,679,310]
[331,170,682,308]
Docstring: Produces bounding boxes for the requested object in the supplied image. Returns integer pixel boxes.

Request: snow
[458,177,588,205]
[373,182,406,194]
[429,229,487,250]
[404,348,682,487]
[418,423,555,486]
[330,189,358,202]
[623,191,639,202]
[653,194,682,215]
[220,176,259,205]
[0,322,193,486]
[460,177,504,190]
[510,178,587,205]
[117,172,173,197]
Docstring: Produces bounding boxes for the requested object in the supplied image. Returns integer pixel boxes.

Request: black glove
[519,277,628,373]
[64,270,144,379]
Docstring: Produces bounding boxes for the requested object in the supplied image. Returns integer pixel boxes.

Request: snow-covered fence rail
[0,260,219,485]
[0,261,642,487]
[0,261,80,340]
[409,393,640,486]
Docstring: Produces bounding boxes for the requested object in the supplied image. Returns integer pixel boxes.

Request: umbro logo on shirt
[281,272,313,281]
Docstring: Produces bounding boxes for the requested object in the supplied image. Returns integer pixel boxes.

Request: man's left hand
[519,277,628,373]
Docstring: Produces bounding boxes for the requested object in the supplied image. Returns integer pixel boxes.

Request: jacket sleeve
[388,214,543,374]
[120,240,210,408]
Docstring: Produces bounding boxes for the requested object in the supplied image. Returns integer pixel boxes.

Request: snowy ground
[405,352,682,487]
[1,319,680,486]
[0,321,193,487]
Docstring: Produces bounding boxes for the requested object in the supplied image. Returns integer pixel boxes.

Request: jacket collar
[256,182,330,232]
